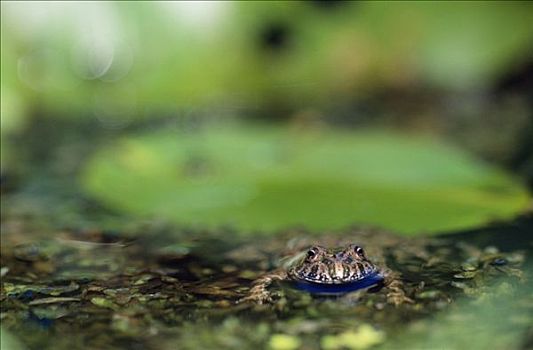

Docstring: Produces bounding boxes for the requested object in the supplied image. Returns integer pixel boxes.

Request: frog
[287,244,384,294]
[236,227,415,306]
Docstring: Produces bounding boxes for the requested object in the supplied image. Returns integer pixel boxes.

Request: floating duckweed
[44,283,79,296]
[238,270,259,279]
[484,247,499,254]
[321,325,385,350]
[3,283,16,294]
[111,314,130,333]
[453,271,477,279]
[461,263,478,271]
[268,334,301,350]
[196,300,214,308]
[133,275,154,285]
[417,290,441,300]
[31,306,70,320]
[451,281,468,289]
[2,282,79,297]
[215,300,231,308]
[0,267,9,277]
[90,297,119,310]
[161,276,179,284]
[222,265,238,273]
[157,244,191,256]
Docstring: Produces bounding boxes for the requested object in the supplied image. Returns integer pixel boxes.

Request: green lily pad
[81,125,530,235]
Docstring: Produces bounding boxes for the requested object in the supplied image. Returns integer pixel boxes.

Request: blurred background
[2,3,533,350]
[1,1,532,232]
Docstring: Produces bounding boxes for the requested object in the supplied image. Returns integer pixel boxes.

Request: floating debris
[28,297,80,306]
[0,219,530,350]
[3,282,79,298]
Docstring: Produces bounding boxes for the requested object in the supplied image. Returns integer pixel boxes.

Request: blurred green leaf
[81,125,530,235]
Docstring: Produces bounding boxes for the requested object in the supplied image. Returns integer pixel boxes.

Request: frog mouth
[292,271,384,294]
[290,262,379,285]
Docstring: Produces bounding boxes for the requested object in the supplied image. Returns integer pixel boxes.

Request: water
[1,206,531,349]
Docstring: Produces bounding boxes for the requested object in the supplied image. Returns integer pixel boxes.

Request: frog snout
[333,261,345,279]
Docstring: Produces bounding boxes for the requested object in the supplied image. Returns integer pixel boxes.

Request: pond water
[1,121,532,350]
[1,201,532,349]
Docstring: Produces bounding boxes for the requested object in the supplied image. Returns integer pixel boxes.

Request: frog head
[288,244,377,284]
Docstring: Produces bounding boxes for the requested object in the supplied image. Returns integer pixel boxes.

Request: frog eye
[353,246,365,256]
[306,246,322,260]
